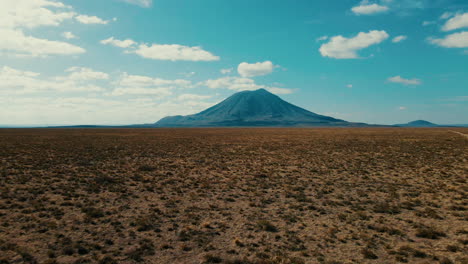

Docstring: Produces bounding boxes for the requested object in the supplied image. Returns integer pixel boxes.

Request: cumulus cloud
[0,0,75,29]
[101,37,136,48]
[110,87,173,97]
[116,73,192,88]
[131,44,220,61]
[267,87,294,95]
[0,0,113,57]
[442,12,468,31]
[75,15,109,25]
[202,77,292,94]
[203,77,261,90]
[98,35,219,62]
[392,35,407,43]
[351,2,389,15]
[319,30,389,59]
[316,36,328,42]
[63,67,109,81]
[388,76,421,85]
[237,61,276,77]
[430,31,468,48]
[62,31,77,39]
[422,21,436,26]
[440,12,454,20]
[0,28,85,57]
[0,66,221,125]
[0,96,218,125]
[220,68,233,74]
[121,0,152,7]
[0,0,110,27]
[0,66,106,94]
[109,73,193,97]
[180,72,196,78]
[177,94,212,101]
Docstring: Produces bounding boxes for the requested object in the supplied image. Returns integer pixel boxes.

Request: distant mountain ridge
[7,92,466,128]
[395,120,439,127]
[155,89,358,127]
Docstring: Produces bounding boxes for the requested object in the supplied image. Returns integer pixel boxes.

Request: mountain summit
[155,89,352,127]
[395,120,438,127]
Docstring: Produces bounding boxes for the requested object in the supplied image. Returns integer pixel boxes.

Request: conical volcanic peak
[156,89,351,127]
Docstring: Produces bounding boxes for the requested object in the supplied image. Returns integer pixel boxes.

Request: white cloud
[422,21,435,26]
[202,76,292,94]
[0,96,218,125]
[75,15,109,25]
[346,84,353,88]
[267,87,293,95]
[101,37,136,48]
[1,66,40,78]
[351,2,389,15]
[62,31,77,39]
[180,72,196,78]
[109,73,193,97]
[177,94,212,101]
[63,67,109,81]
[238,61,276,77]
[319,30,389,59]
[110,87,173,97]
[0,66,221,125]
[392,35,407,43]
[440,12,454,20]
[430,31,468,48]
[0,66,106,94]
[0,0,75,29]
[388,76,421,85]
[0,0,106,57]
[131,44,220,61]
[316,36,328,42]
[0,28,85,57]
[442,12,468,31]
[97,35,219,62]
[121,0,152,7]
[220,68,233,74]
[203,77,261,90]
[398,106,407,110]
[116,73,192,88]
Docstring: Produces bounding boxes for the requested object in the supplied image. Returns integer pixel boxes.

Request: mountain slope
[156,89,352,127]
[395,120,438,127]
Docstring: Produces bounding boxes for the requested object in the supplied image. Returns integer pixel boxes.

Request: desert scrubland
[0,128,467,264]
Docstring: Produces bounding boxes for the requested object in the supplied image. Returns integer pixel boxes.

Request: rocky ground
[0,128,467,264]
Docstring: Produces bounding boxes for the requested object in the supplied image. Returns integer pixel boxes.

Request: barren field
[0,128,467,264]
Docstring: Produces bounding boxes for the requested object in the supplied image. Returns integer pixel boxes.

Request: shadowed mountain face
[396,120,438,127]
[156,89,351,127]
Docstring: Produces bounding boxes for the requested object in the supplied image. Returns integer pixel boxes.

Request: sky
[1,0,467,126]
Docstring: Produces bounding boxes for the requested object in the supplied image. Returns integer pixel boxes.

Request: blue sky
[1,0,467,125]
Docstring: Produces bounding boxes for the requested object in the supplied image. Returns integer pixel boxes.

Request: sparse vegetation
[0,128,466,263]
[256,220,278,232]
[416,226,447,239]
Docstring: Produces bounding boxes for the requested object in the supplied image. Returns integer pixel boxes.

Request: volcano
[155,89,355,127]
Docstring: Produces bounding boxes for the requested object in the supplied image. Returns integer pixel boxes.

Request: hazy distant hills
[394,120,439,127]
[156,89,360,127]
[4,90,466,128]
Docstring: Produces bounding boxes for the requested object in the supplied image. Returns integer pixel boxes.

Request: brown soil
[0,128,466,264]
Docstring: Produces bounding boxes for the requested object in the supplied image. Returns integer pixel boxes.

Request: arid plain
[0,128,467,264]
